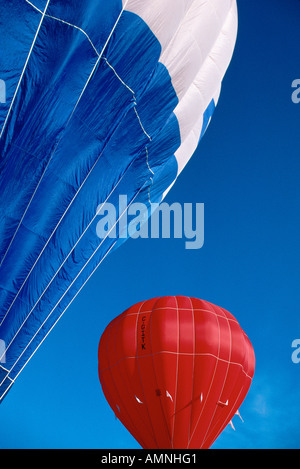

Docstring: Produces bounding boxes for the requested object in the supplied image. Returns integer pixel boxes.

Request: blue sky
[1,0,300,449]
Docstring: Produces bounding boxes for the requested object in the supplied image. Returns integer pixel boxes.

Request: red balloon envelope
[98,296,255,449]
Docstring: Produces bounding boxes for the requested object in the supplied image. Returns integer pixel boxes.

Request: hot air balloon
[0,0,238,401]
[98,296,255,449]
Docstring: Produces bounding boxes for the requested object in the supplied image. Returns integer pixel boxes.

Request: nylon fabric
[0,1,237,401]
[98,296,255,449]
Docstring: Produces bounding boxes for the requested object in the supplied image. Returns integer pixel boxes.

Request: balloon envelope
[0,0,237,400]
[98,296,255,449]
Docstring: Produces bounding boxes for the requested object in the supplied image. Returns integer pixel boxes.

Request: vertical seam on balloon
[204,387,244,448]
[199,309,222,448]
[0,184,145,384]
[98,354,119,424]
[0,0,51,141]
[25,0,100,56]
[0,0,129,272]
[171,296,179,448]
[199,306,228,448]
[187,297,196,448]
[243,332,251,384]
[135,301,159,449]
[187,309,221,448]
[149,300,173,447]
[204,330,254,444]
[112,305,149,448]
[206,335,253,448]
[105,319,143,447]
[205,380,245,447]
[201,307,232,448]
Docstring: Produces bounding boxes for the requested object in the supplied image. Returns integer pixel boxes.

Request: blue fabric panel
[200,98,216,140]
[0,1,42,131]
[0,2,216,394]
[0,5,181,388]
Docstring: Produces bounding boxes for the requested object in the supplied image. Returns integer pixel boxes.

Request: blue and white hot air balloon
[0,0,238,401]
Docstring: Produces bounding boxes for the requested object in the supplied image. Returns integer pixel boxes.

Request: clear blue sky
[1,0,300,449]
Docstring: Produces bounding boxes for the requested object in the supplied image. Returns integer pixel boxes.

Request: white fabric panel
[212,83,222,108]
[124,0,194,51]
[173,81,205,144]
[160,0,232,100]
[123,0,238,195]
[174,1,237,174]
[175,116,205,175]
[124,0,236,100]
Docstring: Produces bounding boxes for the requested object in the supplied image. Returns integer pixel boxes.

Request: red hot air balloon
[98,296,255,449]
